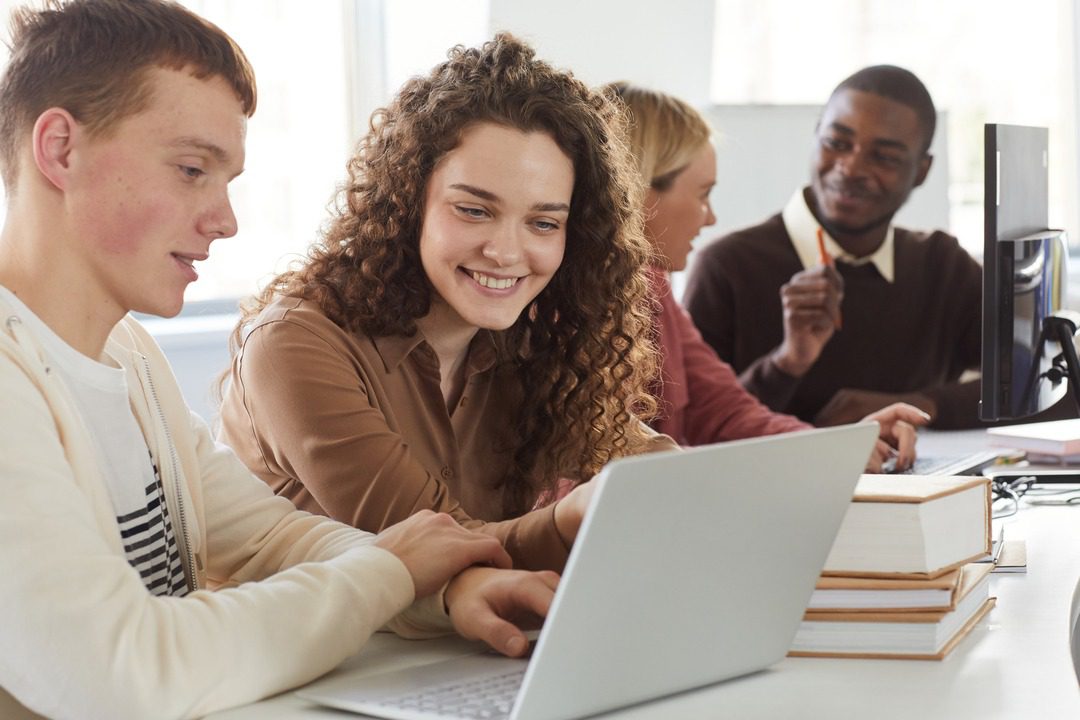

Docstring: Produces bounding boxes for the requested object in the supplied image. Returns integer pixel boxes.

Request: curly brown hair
[229,33,659,515]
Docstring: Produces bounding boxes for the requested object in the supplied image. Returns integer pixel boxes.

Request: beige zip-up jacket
[0,300,449,720]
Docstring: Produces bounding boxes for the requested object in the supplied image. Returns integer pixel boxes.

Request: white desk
[212,433,1080,719]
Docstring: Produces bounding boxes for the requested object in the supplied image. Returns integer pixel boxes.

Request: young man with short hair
[0,2,556,718]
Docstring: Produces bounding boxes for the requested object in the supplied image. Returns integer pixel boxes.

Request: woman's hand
[445,567,560,656]
[552,480,596,546]
[862,403,932,472]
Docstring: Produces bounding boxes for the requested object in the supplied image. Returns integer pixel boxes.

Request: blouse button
[440,466,454,480]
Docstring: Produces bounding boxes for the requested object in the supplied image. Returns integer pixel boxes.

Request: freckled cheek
[82,162,146,250]
[93,195,171,255]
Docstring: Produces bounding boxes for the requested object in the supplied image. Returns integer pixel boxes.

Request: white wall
[488,0,715,104]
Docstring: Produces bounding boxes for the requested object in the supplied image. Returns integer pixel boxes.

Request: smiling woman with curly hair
[217,33,672,572]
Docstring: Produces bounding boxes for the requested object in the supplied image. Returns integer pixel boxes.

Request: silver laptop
[298,423,878,720]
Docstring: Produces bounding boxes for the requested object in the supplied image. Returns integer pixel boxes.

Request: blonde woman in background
[608,82,926,470]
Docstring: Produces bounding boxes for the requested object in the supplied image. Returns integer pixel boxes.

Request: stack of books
[789,474,995,660]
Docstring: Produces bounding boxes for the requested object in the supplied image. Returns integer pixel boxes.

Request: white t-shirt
[1,286,188,596]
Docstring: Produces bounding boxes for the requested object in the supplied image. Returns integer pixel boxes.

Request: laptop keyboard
[373,667,524,719]
[884,449,1003,476]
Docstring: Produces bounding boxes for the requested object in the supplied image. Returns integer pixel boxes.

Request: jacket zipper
[139,355,198,593]
[7,314,200,591]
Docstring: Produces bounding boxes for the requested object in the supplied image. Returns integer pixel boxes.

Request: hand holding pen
[816,227,843,330]
[769,228,845,377]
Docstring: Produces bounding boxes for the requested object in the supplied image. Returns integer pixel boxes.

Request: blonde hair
[606,82,711,190]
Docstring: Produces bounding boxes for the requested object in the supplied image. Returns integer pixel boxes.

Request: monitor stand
[1041,314,1080,415]
[998,313,1080,485]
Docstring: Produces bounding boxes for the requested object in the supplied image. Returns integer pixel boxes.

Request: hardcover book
[987,418,1080,456]
[809,563,990,613]
[791,563,994,659]
[822,475,991,578]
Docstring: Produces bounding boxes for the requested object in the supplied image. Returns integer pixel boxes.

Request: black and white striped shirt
[116,457,189,597]
[0,287,189,597]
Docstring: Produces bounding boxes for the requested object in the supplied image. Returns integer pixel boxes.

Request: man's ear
[32,108,79,191]
[913,153,933,189]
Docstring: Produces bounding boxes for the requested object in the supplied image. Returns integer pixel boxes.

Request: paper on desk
[992,540,1027,573]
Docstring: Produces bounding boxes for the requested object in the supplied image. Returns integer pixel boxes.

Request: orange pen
[816,227,842,330]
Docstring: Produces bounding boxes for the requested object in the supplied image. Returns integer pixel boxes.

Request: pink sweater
[650,269,809,445]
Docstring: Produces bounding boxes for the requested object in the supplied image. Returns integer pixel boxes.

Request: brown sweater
[218,296,674,571]
[683,214,984,429]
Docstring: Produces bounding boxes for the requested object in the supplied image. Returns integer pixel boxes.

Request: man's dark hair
[832,65,936,153]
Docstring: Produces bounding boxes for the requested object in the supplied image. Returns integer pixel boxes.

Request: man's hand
[374,511,511,598]
[770,265,844,377]
[446,567,560,657]
[859,402,932,472]
[553,480,596,547]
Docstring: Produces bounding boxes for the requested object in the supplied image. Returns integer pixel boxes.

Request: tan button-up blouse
[219,296,674,570]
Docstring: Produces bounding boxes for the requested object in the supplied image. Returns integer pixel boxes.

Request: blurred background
[1,0,1074,419]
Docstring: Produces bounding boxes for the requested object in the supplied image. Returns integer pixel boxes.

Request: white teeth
[471,271,518,290]
[175,255,194,267]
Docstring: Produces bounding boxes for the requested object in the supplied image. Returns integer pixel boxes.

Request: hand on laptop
[860,402,932,473]
[374,510,512,597]
[445,566,560,657]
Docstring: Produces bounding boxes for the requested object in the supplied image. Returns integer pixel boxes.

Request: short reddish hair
[0,0,256,189]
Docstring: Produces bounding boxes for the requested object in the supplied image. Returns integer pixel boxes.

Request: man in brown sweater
[684,65,984,429]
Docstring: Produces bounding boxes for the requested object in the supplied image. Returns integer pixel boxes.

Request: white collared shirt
[780,188,895,282]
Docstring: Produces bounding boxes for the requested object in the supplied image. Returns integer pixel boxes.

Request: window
[186,0,488,303]
[177,0,353,302]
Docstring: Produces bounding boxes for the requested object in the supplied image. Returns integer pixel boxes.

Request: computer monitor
[980,123,1078,422]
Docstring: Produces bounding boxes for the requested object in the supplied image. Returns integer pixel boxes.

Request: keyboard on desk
[297,653,529,720]
[370,668,523,720]
[885,449,1005,476]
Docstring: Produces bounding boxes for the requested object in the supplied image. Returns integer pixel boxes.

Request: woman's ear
[32,107,79,191]
[643,187,660,218]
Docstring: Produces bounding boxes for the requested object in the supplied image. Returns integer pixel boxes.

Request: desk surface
[212,432,1080,720]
